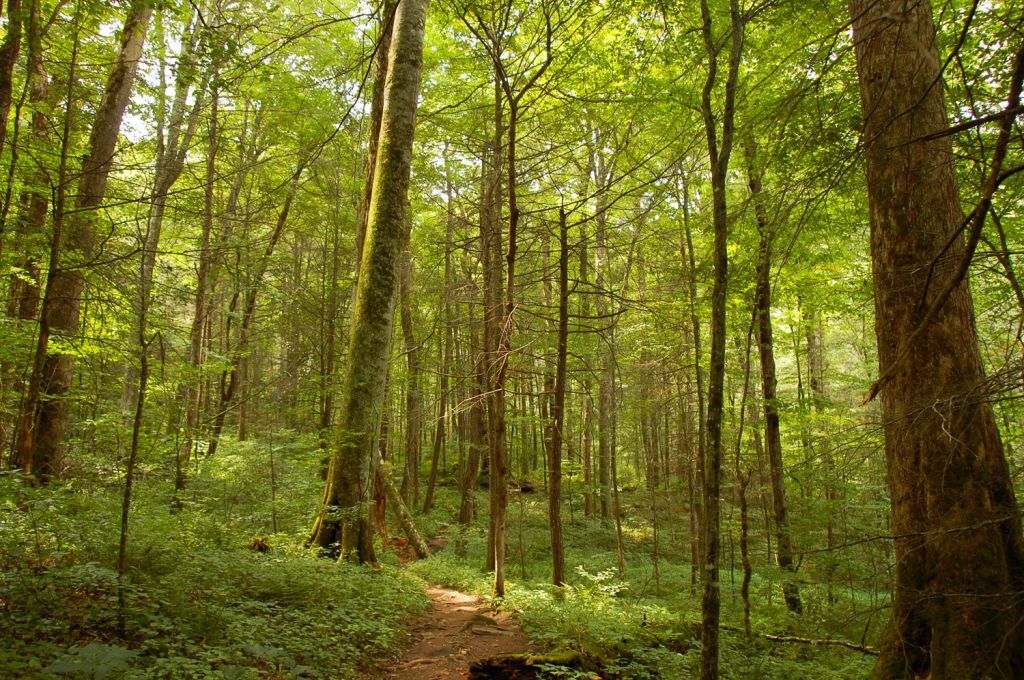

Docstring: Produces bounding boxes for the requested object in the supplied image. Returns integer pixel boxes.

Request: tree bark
[20,2,152,482]
[849,0,1024,676]
[399,251,422,508]
[121,11,206,417]
[423,155,455,514]
[545,207,569,586]
[175,74,218,496]
[0,0,23,161]
[746,141,802,615]
[698,0,743,676]
[310,0,430,562]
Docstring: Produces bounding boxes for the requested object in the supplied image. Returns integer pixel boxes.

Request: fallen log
[469,651,602,679]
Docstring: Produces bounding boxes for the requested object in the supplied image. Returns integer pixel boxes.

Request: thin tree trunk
[175,74,218,497]
[698,0,743,675]
[546,207,569,586]
[423,158,455,513]
[6,0,45,325]
[679,174,705,584]
[399,251,422,508]
[206,171,302,459]
[121,11,206,417]
[746,141,802,614]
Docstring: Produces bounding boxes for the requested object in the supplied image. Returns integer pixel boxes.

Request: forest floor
[382,584,531,679]
[381,532,531,679]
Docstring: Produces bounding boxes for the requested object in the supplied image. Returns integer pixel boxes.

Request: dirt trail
[382,584,531,679]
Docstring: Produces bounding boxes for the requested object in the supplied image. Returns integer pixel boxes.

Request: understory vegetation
[4,432,877,678]
[0,440,429,679]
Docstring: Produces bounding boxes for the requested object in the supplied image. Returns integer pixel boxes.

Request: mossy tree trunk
[311,0,430,563]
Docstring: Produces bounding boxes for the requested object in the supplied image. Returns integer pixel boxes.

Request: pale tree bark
[19,2,153,482]
[310,0,430,562]
[849,0,1024,676]
[121,10,207,417]
[577,205,594,519]
[593,142,613,522]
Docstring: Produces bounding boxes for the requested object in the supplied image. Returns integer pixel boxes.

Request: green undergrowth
[410,488,877,679]
[0,467,430,679]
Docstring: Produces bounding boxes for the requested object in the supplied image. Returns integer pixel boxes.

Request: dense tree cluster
[1,0,1022,677]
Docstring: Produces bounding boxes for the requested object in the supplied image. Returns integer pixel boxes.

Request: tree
[745,140,801,614]
[545,207,568,586]
[697,0,744,676]
[849,0,1024,676]
[18,1,153,481]
[310,0,430,562]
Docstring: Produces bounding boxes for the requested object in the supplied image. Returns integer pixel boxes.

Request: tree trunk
[746,141,802,615]
[849,0,1024,676]
[310,0,430,562]
[175,74,218,497]
[6,0,44,325]
[0,0,24,162]
[698,0,743,676]
[481,76,504,578]
[206,172,301,459]
[594,156,612,522]
[20,2,152,482]
[399,251,422,508]
[546,207,569,586]
[121,12,205,418]
[423,158,455,514]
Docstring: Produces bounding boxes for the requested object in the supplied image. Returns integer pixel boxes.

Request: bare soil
[381,585,531,679]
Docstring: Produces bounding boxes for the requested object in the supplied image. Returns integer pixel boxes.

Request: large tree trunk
[481,78,504,576]
[746,142,802,615]
[0,0,23,161]
[20,2,152,482]
[849,0,1024,677]
[310,0,430,562]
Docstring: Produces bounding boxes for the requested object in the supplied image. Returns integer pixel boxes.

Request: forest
[0,0,1022,678]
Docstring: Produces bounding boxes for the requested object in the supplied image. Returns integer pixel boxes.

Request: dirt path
[382,585,531,679]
